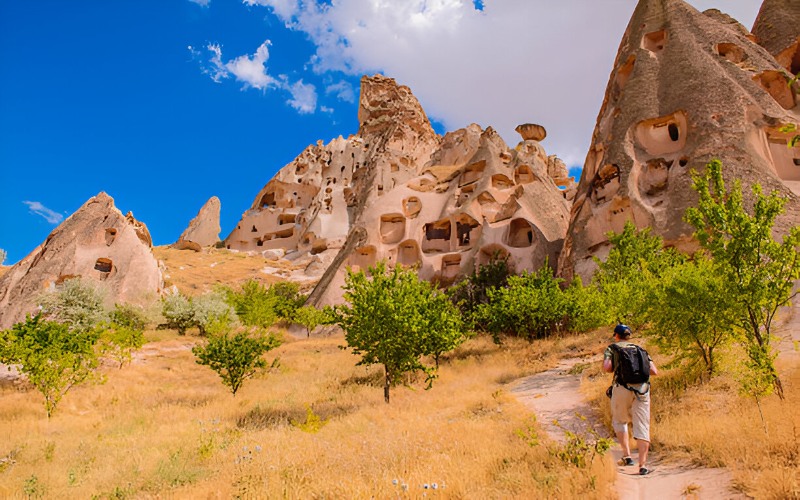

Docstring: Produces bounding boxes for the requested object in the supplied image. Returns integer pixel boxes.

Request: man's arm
[603,358,613,373]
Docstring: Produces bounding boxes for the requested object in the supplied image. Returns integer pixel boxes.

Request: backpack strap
[608,343,650,395]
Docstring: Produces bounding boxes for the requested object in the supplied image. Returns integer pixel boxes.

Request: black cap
[614,324,631,336]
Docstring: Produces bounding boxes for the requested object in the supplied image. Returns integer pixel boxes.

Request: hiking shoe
[639,466,653,476]
[617,456,634,466]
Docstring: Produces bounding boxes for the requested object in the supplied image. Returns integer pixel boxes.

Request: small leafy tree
[593,221,682,327]
[563,276,612,333]
[101,304,147,368]
[225,280,278,328]
[161,292,196,335]
[335,262,465,403]
[38,278,108,332]
[192,327,282,396]
[0,314,101,417]
[269,281,304,321]
[647,256,736,378]
[481,264,569,340]
[0,248,6,265]
[685,159,800,398]
[293,305,329,337]
[448,253,510,331]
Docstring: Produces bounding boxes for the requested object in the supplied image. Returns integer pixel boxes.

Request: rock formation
[0,192,163,329]
[173,196,222,251]
[226,75,575,305]
[752,0,800,75]
[558,0,800,283]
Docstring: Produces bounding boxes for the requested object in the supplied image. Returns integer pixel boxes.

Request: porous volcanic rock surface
[752,0,800,74]
[226,75,576,305]
[558,0,800,283]
[0,192,163,329]
[173,196,222,250]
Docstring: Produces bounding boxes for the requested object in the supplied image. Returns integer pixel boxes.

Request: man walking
[603,324,659,475]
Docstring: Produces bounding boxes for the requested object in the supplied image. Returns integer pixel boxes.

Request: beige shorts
[610,383,650,442]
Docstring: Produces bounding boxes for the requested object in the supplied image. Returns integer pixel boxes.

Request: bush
[193,291,237,336]
[225,280,278,328]
[448,253,510,331]
[161,292,196,335]
[38,278,108,332]
[0,314,101,417]
[192,327,282,396]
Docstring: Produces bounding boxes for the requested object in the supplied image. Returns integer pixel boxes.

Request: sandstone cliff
[173,196,222,251]
[0,192,163,329]
[226,75,575,305]
[558,0,800,283]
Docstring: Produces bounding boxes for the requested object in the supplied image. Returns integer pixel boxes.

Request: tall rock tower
[558,0,800,282]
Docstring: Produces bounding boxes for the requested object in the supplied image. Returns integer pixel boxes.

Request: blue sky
[0,0,760,265]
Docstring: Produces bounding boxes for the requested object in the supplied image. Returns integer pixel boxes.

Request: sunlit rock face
[173,196,222,251]
[0,192,163,329]
[226,75,574,305]
[558,0,800,283]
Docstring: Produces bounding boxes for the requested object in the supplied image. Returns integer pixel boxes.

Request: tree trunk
[384,365,391,404]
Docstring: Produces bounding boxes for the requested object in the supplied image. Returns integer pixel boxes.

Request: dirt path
[510,358,745,499]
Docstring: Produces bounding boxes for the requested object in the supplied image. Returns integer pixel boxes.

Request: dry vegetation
[0,330,618,499]
[153,247,312,296]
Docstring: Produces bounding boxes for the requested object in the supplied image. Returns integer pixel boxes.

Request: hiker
[603,323,659,475]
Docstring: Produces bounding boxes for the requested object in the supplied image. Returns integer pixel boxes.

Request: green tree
[647,256,736,378]
[225,280,278,328]
[335,262,465,403]
[100,304,147,368]
[293,305,330,337]
[685,159,800,398]
[448,253,510,332]
[563,276,612,333]
[593,221,682,327]
[192,327,282,396]
[38,278,108,332]
[269,281,304,321]
[0,314,101,417]
[481,264,569,340]
[161,292,196,335]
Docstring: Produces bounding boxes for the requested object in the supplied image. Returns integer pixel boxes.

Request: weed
[23,474,44,498]
[290,406,328,433]
[552,416,612,468]
[515,416,541,447]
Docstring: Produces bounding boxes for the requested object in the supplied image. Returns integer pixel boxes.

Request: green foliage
[685,159,800,398]
[0,314,101,417]
[101,304,147,368]
[448,253,510,331]
[293,305,330,337]
[192,291,237,336]
[563,276,612,333]
[192,327,282,396]
[161,292,196,335]
[552,418,613,468]
[334,262,466,403]
[38,278,108,332]
[647,256,736,378]
[481,264,569,340]
[225,280,278,328]
[268,281,304,321]
[593,221,682,327]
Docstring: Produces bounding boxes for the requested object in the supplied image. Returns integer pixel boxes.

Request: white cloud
[325,80,355,103]
[194,41,318,113]
[286,79,317,113]
[246,0,761,167]
[189,0,210,7]
[23,201,63,225]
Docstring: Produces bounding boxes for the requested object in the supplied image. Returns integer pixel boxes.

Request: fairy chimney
[174,196,222,250]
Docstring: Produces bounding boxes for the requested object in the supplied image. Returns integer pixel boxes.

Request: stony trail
[510,357,745,500]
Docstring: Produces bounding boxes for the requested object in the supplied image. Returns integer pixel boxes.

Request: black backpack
[609,343,650,394]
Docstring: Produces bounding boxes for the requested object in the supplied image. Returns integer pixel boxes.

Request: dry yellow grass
[0,331,617,498]
[153,246,310,296]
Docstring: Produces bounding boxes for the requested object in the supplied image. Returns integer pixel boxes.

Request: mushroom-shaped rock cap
[515,123,547,142]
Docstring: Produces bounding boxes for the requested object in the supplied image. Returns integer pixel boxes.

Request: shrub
[448,253,510,331]
[38,278,108,332]
[161,292,196,335]
[225,280,278,328]
[193,291,237,336]
[192,327,282,396]
[101,304,147,368]
[0,314,101,417]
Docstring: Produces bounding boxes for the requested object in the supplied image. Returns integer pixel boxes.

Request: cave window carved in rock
[402,197,421,218]
[507,218,535,248]
[634,111,687,156]
[441,254,462,280]
[615,54,636,93]
[251,225,258,232]
[639,158,672,197]
[590,164,620,204]
[94,258,113,274]
[477,244,510,270]
[642,29,666,53]
[349,245,377,273]
[278,213,297,225]
[491,174,514,190]
[459,160,486,186]
[455,214,480,247]
[422,218,452,253]
[753,71,796,110]
[514,165,535,184]
[380,213,406,244]
[715,43,746,64]
[105,228,117,246]
[765,129,800,181]
[397,239,422,268]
